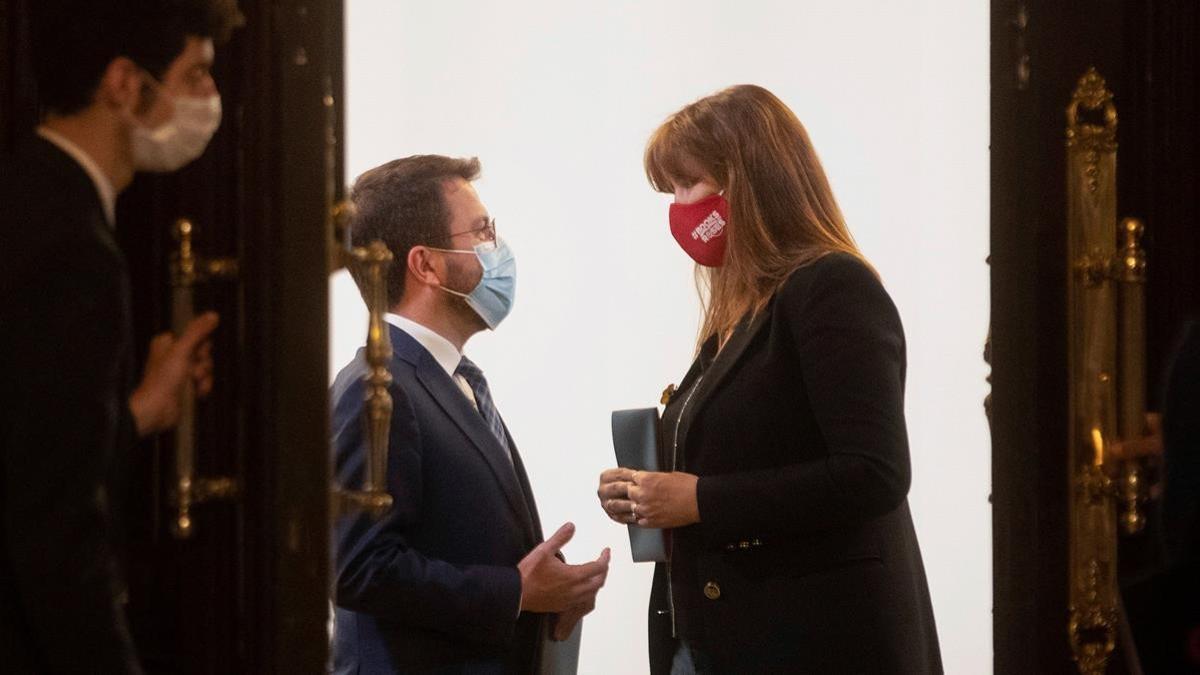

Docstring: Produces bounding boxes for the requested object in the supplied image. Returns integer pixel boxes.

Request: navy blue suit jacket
[331,324,547,674]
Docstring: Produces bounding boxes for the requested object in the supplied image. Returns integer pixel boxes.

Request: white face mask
[131,93,222,173]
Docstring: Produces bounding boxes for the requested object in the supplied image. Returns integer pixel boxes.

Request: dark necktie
[455,356,512,460]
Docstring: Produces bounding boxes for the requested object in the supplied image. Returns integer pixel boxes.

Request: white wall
[335,1,990,672]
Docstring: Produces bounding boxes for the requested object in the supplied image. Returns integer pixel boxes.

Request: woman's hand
[597,468,637,524]
[597,468,700,529]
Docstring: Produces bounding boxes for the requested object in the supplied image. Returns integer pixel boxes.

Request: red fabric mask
[668,193,729,267]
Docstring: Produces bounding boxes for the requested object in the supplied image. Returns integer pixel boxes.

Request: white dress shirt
[36,126,117,227]
[384,313,480,410]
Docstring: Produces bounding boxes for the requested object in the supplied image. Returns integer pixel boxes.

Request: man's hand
[1111,413,1164,461]
[552,603,589,642]
[518,523,610,615]
[598,468,700,529]
[129,312,219,437]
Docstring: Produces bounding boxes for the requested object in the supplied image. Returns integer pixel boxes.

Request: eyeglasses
[430,218,497,245]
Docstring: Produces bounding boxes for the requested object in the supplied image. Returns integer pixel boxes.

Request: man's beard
[443,256,488,331]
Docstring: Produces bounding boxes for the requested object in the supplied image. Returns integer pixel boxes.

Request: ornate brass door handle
[170,218,241,539]
[1065,69,1152,675]
[1115,217,1148,534]
[332,239,395,518]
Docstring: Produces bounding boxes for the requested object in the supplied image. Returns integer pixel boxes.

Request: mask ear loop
[120,66,171,135]
[132,66,167,115]
[437,286,472,300]
[421,246,479,299]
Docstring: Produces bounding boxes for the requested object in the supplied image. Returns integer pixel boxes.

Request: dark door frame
[991,1,1199,672]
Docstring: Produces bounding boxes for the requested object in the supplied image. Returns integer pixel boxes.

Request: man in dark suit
[331,155,610,674]
[0,1,241,672]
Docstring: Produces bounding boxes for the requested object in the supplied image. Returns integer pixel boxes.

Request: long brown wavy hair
[645,84,872,347]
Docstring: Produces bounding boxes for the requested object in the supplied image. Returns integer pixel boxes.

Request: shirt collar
[36,126,117,227]
[384,313,463,377]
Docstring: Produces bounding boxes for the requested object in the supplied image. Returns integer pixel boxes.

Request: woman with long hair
[597,84,942,674]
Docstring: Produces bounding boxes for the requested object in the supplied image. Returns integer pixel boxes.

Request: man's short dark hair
[31,0,244,115]
[349,155,482,306]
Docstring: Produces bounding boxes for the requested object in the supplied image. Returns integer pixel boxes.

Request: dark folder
[538,617,581,674]
[610,408,667,563]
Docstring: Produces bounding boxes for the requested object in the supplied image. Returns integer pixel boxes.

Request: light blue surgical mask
[429,238,516,330]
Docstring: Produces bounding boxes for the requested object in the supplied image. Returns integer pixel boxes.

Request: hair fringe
[646,85,877,351]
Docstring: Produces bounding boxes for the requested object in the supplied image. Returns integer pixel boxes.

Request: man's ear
[407,246,443,288]
[96,57,154,115]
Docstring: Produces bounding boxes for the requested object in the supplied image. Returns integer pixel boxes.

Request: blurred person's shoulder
[1,136,119,300]
[3,135,102,231]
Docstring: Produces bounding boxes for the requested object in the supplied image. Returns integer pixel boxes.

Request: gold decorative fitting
[328,199,358,273]
[172,218,239,287]
[1116,215,1148,536]
[1119,464,1145,534]
[703,581,721,600]
[169,218,241,540]
[1118,218,1147,284]
[661,384,676,406]
[332,239,396,519]
[333,489,394,517]
[1065,67,1151,673]
[171,478,242,539]
[1068,599,1118,675]
[1065,68,1118,154]
[1067,66,1117,673]
[1073,252,1113,288]
[1066,68,1118,202]
[175,218,195,284]
[725,538,763,551]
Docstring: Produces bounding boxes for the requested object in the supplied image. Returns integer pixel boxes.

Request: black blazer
[0,138,141,673]
[331,324,547,674]
[648,253,942,674]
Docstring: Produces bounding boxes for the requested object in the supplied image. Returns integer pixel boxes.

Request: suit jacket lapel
[503,423,544,545]
[676,308,773,466]
[391,326,535,537]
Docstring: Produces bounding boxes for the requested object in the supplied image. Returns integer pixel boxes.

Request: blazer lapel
[504,423,543,545]
[675,308,773,466]
[391,326,534,534]
[673,348,710,401]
